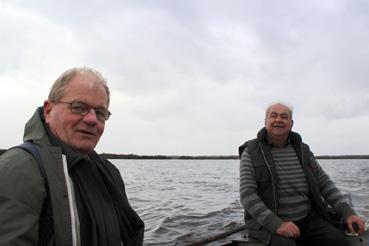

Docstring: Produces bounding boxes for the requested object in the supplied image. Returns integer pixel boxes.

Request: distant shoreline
[99,153,369,160]
[1,149,368,160]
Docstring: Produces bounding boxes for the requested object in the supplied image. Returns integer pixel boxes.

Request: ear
[43,100,53,122]
[291,119,294,127]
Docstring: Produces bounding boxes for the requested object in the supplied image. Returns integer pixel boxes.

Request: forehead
[63,74,108,106]
[67,73,102,89]
[268,104,291,115]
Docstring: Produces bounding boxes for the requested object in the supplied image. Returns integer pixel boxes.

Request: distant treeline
[96,153,369,160]
[316,155,369,160]
[99,153,239,160]
[0,149,368,160]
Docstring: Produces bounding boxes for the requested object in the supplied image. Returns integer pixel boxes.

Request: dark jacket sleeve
[0,148,46,246]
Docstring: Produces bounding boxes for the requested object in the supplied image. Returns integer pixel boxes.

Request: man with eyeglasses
[0,67,144,246]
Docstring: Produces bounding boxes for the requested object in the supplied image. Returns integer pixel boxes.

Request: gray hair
[265,101,294,119]
[48,67,110,106]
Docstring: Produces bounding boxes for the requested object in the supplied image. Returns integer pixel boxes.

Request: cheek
[46,111,61,129]
[265,120,272,128]
[286,120,293,127]
[97,122,105,136]
[53,114,78,135]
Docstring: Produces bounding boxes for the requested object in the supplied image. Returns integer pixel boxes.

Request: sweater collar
[257,127,302,147]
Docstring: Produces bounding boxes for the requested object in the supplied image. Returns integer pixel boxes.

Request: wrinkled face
[44,74,109,154]
[265,104,293,141]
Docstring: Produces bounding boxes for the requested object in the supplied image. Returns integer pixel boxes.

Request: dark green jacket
[0,108,144,246]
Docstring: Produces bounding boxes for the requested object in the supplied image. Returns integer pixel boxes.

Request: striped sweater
[240,142,354,234]
[271,144,311,221]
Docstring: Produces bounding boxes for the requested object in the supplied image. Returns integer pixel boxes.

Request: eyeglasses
[57,101,111,121]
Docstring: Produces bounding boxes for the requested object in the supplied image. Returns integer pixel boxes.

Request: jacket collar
[24,106,91,169]
[46,129,88,170]
[257,127,303,147]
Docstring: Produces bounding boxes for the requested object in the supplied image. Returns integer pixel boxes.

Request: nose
[82,108,98,124]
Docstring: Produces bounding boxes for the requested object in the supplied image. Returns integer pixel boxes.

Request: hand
[276,221,300,238]
[346,215,365,235]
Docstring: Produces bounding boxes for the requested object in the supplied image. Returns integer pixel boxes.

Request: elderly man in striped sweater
[239,102,365,246]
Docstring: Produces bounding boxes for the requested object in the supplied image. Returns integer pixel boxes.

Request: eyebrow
[270,112,290,117]
[74,101,108,110]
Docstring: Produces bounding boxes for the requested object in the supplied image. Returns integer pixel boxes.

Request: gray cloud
[1,0,369,155]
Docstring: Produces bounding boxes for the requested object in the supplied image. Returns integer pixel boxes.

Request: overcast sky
[1,0,369,155]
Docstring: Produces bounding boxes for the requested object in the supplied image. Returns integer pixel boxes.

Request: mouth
[77,129,97,137]
[272,124,285,129]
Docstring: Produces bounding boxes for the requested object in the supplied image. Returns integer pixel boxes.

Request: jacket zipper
[259,143,278,213]
[259,143,277,244]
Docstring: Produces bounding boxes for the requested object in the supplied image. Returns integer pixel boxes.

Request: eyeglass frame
[56,100,112,121]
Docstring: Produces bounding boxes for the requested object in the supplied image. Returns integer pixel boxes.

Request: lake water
[113,159,369,245]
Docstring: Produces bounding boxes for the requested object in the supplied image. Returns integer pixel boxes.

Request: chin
[73,143,96,154]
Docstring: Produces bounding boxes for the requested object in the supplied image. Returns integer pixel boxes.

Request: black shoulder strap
[14,142,54,246]
[16,142,46,180]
